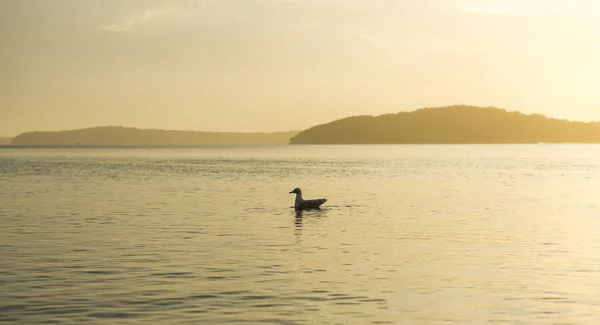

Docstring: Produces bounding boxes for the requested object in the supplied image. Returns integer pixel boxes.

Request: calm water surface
[2,145,600,324]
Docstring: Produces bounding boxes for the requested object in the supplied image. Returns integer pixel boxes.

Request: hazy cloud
[101,16,137,32]
[320,0,363,12]
[356,33,391,49]
[100,0,366,32]
[275,0,362,12]
[456,0,590,16]
[101,0,219,32]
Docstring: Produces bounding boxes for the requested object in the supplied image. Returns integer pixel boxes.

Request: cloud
[456,0,530,16]
[101,16,137,32]
[356,33,391,49]
[101,7,173,32]
[275,0,362,12]
[100,0,366,32]
[101,0,217,32]
[321,0,362,12]
[455,0,598,17]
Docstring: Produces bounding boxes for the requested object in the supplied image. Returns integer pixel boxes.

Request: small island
[290,106,600,144]
[11,126,299,146]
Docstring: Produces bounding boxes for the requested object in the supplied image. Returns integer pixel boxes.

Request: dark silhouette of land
[12,126,299,146]
[290,106,600,144]
[9,106,600,146]
[0,137,12,145]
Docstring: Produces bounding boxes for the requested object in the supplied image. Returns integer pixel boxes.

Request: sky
[2,0,600,136]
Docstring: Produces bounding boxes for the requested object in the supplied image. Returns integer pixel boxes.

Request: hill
[0,137,12,145]
[12,126,298,146]
[290,106,600,144]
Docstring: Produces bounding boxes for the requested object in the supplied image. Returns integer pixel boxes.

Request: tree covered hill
[290,106,600,144]
[12,126,299,146]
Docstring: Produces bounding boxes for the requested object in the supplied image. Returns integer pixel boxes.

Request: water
[1,145,600,324]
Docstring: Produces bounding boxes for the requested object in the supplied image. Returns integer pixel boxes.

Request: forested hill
[12,126,299,146]
[290,106,600,144]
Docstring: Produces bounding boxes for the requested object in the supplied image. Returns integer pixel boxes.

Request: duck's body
[289,187,327,210]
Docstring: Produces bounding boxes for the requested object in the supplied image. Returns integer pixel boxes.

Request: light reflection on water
[1,145,600,324]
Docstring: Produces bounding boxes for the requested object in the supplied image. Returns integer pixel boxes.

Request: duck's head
[289,187,302,194]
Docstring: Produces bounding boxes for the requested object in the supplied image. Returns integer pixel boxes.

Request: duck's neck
[294,192,304,204]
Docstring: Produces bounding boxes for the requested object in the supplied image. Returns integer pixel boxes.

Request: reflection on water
[1,145,600,324]
[295,214,303,227]
[293,208,329,239]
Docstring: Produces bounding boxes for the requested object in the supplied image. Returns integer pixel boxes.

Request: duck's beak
[289,190,294,194]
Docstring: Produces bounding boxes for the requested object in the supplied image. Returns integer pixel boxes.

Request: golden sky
[2,0,600,135]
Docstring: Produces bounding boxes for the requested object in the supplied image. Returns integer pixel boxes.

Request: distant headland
[11,126,299,146]
[6,106,600,146]
[290,106,600,144]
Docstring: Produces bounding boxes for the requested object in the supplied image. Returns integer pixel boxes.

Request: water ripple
[2,146,600,324]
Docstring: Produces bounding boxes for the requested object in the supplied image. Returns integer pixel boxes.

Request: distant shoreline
[0,144,293,148]
[10,127,299,146]
[3,143,600,150]
[8,106,600,146]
